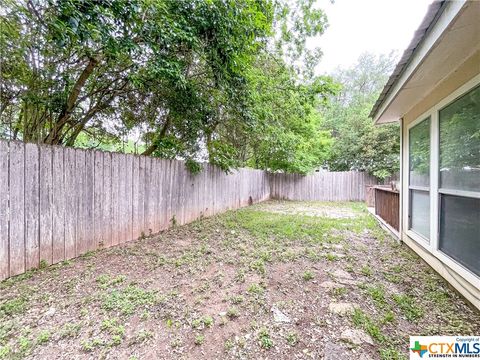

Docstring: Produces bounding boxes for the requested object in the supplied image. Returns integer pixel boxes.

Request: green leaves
[1,0,338,175]
[322,53,400,180]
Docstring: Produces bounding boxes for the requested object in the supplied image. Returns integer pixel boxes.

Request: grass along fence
[0,140,377,281]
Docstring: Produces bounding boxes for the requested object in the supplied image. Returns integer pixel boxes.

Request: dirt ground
[1,201,479,360]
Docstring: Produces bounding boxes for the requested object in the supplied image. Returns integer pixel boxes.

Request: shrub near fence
[0,140,377,281]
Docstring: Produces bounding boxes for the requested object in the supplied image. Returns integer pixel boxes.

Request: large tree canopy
[1,0,338,173]
[1,0,271,154]
[321,53,400,179]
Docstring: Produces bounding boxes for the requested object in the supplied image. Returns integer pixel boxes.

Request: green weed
[302,270,314,281]
[258,327,273,349]
[352,309,386,343]
[0,296,28,317]
[286,331,298,346]
[392,294,423,321]
[192,316,214,329]
[37,330,51,344]
[247,283,264,295]
[194,335,205,345]
[361,265,373,277]
[102,285,157,315]
[60,322,82,338]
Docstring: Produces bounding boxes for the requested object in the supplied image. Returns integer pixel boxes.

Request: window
[408,117,430,240]
[439,195,480,276]
[438,85,480,276]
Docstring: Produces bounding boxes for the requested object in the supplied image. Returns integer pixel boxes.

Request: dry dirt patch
[0,200,478,360]
[254,201,357,219]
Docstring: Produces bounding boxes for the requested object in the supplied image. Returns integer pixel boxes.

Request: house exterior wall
[401,49,480,310]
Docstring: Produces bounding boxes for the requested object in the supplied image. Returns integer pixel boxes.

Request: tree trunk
[141,116,172,156]
[44,56,99,144]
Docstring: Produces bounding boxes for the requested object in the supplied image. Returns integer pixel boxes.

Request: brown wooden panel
[84,150,94,251]
[102,152,112,248]
[164,160,173,228]
[158,159,168,230]
[125,154,133,241]
[144,157,154,234]
[136,156,145,237]
[132,155,140,239]
[374,187,400,231]
[75,149,87,255]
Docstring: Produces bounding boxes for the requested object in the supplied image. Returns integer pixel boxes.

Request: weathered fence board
[25,143,40,270]
[0,141,8,279]
[9,142,25,276]
[39,144,53,265]
[374,187,400,231]
[64,147,76,259]
[52,146,65,264]
[93,151,103,250]
[103,152,112,248]
[0,140,376,281]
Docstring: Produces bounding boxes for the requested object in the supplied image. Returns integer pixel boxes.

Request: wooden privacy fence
[0,140,270,281]
[269,170,377,201]
[0,140,378,281]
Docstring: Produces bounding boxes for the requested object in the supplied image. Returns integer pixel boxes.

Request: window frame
[406,115,432,246]
[404,73,480,286]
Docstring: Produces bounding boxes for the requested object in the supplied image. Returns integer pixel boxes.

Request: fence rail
[0,140,377,281]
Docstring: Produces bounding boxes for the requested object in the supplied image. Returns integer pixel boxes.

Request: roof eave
[370,0,450,124]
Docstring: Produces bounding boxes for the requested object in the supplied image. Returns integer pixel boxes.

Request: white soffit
[374,0,480,124]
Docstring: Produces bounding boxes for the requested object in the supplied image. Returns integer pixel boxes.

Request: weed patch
[392,294,423,321]
[102,285,158,315]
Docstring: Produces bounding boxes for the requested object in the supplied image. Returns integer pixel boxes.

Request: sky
[314,0,433,74]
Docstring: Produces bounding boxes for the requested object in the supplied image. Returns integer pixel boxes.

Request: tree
[321,53,400,179]
[0,0,272,160]
[209,0,337,173]
[1,0,337,173]
[213,53,336,173]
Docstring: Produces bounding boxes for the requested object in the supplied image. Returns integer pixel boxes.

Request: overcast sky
[314,0,433,74]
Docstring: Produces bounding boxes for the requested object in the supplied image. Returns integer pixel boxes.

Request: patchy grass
[101,285,158,315]
[392,294,424,321]
[302,270,315,281]
[0,296,29,317]
[192,316,214,329]
[352,309,387,343]
[0,200,478,359]
[258,327,273,349]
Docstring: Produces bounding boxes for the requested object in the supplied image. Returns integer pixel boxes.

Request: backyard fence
[269,170,377,201]
[0,140,270,281]
[0,140,378,281]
